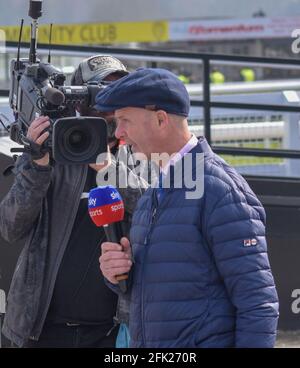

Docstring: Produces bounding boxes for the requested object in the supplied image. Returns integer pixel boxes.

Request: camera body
[9,55,108,164]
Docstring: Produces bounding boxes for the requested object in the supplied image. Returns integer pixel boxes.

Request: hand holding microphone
[100,237,132,286]
[88,185,132,291]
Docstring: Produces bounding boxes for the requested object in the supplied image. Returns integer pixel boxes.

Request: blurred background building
[1,0,300,87]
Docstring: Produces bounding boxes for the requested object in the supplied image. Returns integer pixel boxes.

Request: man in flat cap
[97,68,279,348]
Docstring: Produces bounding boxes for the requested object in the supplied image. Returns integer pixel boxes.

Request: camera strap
[20,135,49,160]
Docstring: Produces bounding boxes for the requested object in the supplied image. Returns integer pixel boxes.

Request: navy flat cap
[94,68,190,117]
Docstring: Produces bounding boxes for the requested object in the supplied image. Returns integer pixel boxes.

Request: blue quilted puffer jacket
[128,138,279,348]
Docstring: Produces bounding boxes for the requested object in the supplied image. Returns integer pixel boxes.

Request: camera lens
[53,117,108,164]
[68,130,87,149]
[65,127,90,154]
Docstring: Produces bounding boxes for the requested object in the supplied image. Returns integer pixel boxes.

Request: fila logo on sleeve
[243,238,258,247]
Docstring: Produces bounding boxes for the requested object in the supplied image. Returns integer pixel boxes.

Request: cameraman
[0,55,147,348]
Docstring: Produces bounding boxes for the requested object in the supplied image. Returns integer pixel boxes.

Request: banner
[1,20,169,45]
[2,16,299,45]
[170,17,300,41]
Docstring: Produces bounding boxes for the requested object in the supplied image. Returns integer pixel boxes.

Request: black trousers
[25,322,118,348]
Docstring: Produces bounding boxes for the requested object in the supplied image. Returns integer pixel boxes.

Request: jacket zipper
[33,165,88,339]
[141,190,159,347]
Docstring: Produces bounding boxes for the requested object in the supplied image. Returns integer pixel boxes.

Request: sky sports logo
[88,208,103,217]
[88,202,124,218]
[88,197,97,207]
[88,191,121,208]
[110,202,124,212]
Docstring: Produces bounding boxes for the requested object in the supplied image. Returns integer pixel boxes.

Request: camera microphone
[28,0,43,64]
[41,86,65,105]
[88,185,128,292]
[28,0,43,19]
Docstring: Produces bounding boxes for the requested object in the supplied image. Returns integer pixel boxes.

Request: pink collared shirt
[161,134,199,176]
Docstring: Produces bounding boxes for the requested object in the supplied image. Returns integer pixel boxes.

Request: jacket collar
[159,137,213,190]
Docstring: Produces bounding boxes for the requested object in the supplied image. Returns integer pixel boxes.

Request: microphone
[88,185,128,292]
[42,86,65,105]
[28,0,43,20]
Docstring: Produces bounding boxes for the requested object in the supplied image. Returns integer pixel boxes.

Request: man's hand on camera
[27,116,50,166]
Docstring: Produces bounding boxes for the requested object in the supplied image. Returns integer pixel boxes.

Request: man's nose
[115,123,124,140]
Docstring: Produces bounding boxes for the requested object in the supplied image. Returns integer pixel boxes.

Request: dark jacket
[0,147,147,347]
[128,138,279,348]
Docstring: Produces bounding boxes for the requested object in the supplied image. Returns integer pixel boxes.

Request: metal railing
[3,41,300,162]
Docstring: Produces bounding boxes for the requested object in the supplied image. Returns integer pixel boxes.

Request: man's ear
[156,110,168,127]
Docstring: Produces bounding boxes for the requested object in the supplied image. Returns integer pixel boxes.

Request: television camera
[8,0,108,164]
